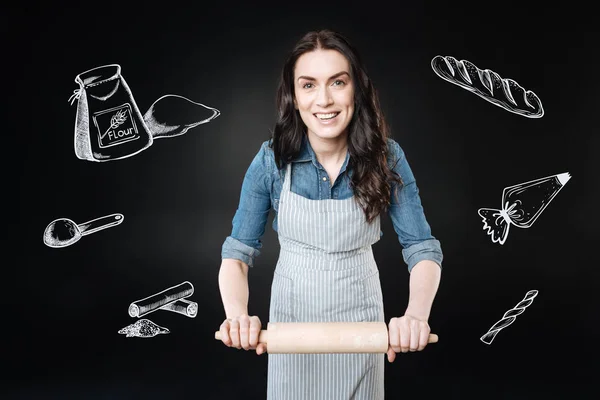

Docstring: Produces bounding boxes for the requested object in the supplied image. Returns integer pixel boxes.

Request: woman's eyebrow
[297,71,350,82]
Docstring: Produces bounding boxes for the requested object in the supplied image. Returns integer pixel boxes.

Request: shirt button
[322,177,327,181]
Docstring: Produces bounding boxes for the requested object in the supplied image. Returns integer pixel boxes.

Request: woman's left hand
[386,315,431,362]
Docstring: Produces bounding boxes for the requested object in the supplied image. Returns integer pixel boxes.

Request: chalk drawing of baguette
[431,55,544,118]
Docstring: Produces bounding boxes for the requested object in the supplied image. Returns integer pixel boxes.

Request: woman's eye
[332,80,345,86]
[303,83,314,89]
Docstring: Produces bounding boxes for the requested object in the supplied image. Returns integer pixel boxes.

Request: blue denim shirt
[221,135,443,272]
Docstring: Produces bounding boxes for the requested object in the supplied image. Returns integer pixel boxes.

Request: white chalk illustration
[478,172,571,245]
[431,55,544,118]
[69,64,152,161]
[43,213,123,248]
[160,298,198,318]
[128,281,195,318]
[144,94,220,139]
[118,319,170,338]
[69,64,220,162]
[121,281,197,338]
[480,290,538,344]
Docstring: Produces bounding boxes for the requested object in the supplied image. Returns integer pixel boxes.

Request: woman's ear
[293,97,298,110]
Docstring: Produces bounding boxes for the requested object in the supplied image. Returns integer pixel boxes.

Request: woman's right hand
[219,314,267,355]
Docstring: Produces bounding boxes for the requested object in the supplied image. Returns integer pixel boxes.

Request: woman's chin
[307,128,349,140]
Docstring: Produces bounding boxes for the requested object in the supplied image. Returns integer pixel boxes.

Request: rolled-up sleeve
[387,140,443,273]
[221,236,261,268]
[221,141,272,268]
[401,239,443,273]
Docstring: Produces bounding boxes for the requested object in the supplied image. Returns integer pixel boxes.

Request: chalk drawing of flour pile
[118,319,170,338]
[69,64,220,162]
[119,281,198,338]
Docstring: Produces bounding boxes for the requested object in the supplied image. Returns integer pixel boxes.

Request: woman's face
[293,49,354,141]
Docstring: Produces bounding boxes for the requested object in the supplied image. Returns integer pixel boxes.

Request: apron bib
[267,162,385,400]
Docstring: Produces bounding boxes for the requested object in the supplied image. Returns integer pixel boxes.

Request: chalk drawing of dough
[480,290,538,344]
[43,213,123,248]
[431,55,544,118]
[478,172,571,245]
[144,95,221,139]
[68,64,220,162]
[118,319,170,338]
[128,281,196,318]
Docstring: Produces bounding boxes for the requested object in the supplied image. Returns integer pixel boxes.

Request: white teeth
[315,112,339,120]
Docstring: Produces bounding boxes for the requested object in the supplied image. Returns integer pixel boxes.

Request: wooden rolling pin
[214,322,438,354]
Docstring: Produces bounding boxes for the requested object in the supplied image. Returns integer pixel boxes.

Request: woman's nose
[316,87,333,107]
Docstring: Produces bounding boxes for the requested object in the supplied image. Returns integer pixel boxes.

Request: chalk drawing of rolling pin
[160,298,198,318]
[128,281,195,318]
[43,213,124,248]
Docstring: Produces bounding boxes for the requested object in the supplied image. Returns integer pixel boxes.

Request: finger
[238,315,251,350]
[409,320,419,352]
[256,343,267,355]
[219,320,232,346]
[229,319,241,349]
[386,346,396,363]
[399,319,410,353]
[249,316,261,349]
[388,318,401,353]
[418,325,430,351]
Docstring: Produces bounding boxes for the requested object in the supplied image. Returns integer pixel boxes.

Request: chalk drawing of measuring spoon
[43,213,124,248]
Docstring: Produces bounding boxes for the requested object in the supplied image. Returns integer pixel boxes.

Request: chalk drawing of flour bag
[69,64,153,162]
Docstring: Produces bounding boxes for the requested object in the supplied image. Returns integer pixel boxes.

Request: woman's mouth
[314,112,340,122]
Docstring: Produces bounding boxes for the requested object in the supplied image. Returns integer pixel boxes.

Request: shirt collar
[291,134,312,163]
[292,134,350,175]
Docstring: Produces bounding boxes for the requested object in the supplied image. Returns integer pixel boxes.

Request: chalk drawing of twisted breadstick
[480,290,538,344]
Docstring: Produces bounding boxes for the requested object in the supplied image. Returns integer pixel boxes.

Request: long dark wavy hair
[270,29,403,223]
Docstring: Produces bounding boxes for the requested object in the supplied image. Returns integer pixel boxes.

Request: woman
[218,29,443,399]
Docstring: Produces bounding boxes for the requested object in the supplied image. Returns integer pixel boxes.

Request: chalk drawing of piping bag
[478,172,571,245]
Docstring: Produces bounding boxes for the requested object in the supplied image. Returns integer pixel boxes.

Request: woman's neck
[307,131,348,167]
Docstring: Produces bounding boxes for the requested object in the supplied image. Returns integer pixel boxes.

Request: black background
[9,1,599,399]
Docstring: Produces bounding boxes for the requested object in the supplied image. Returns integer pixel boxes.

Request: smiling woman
[217,29,443,400]
[294,53,354,137]
[294,53,354,183]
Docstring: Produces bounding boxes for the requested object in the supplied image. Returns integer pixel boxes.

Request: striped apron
[267,162,385,400]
